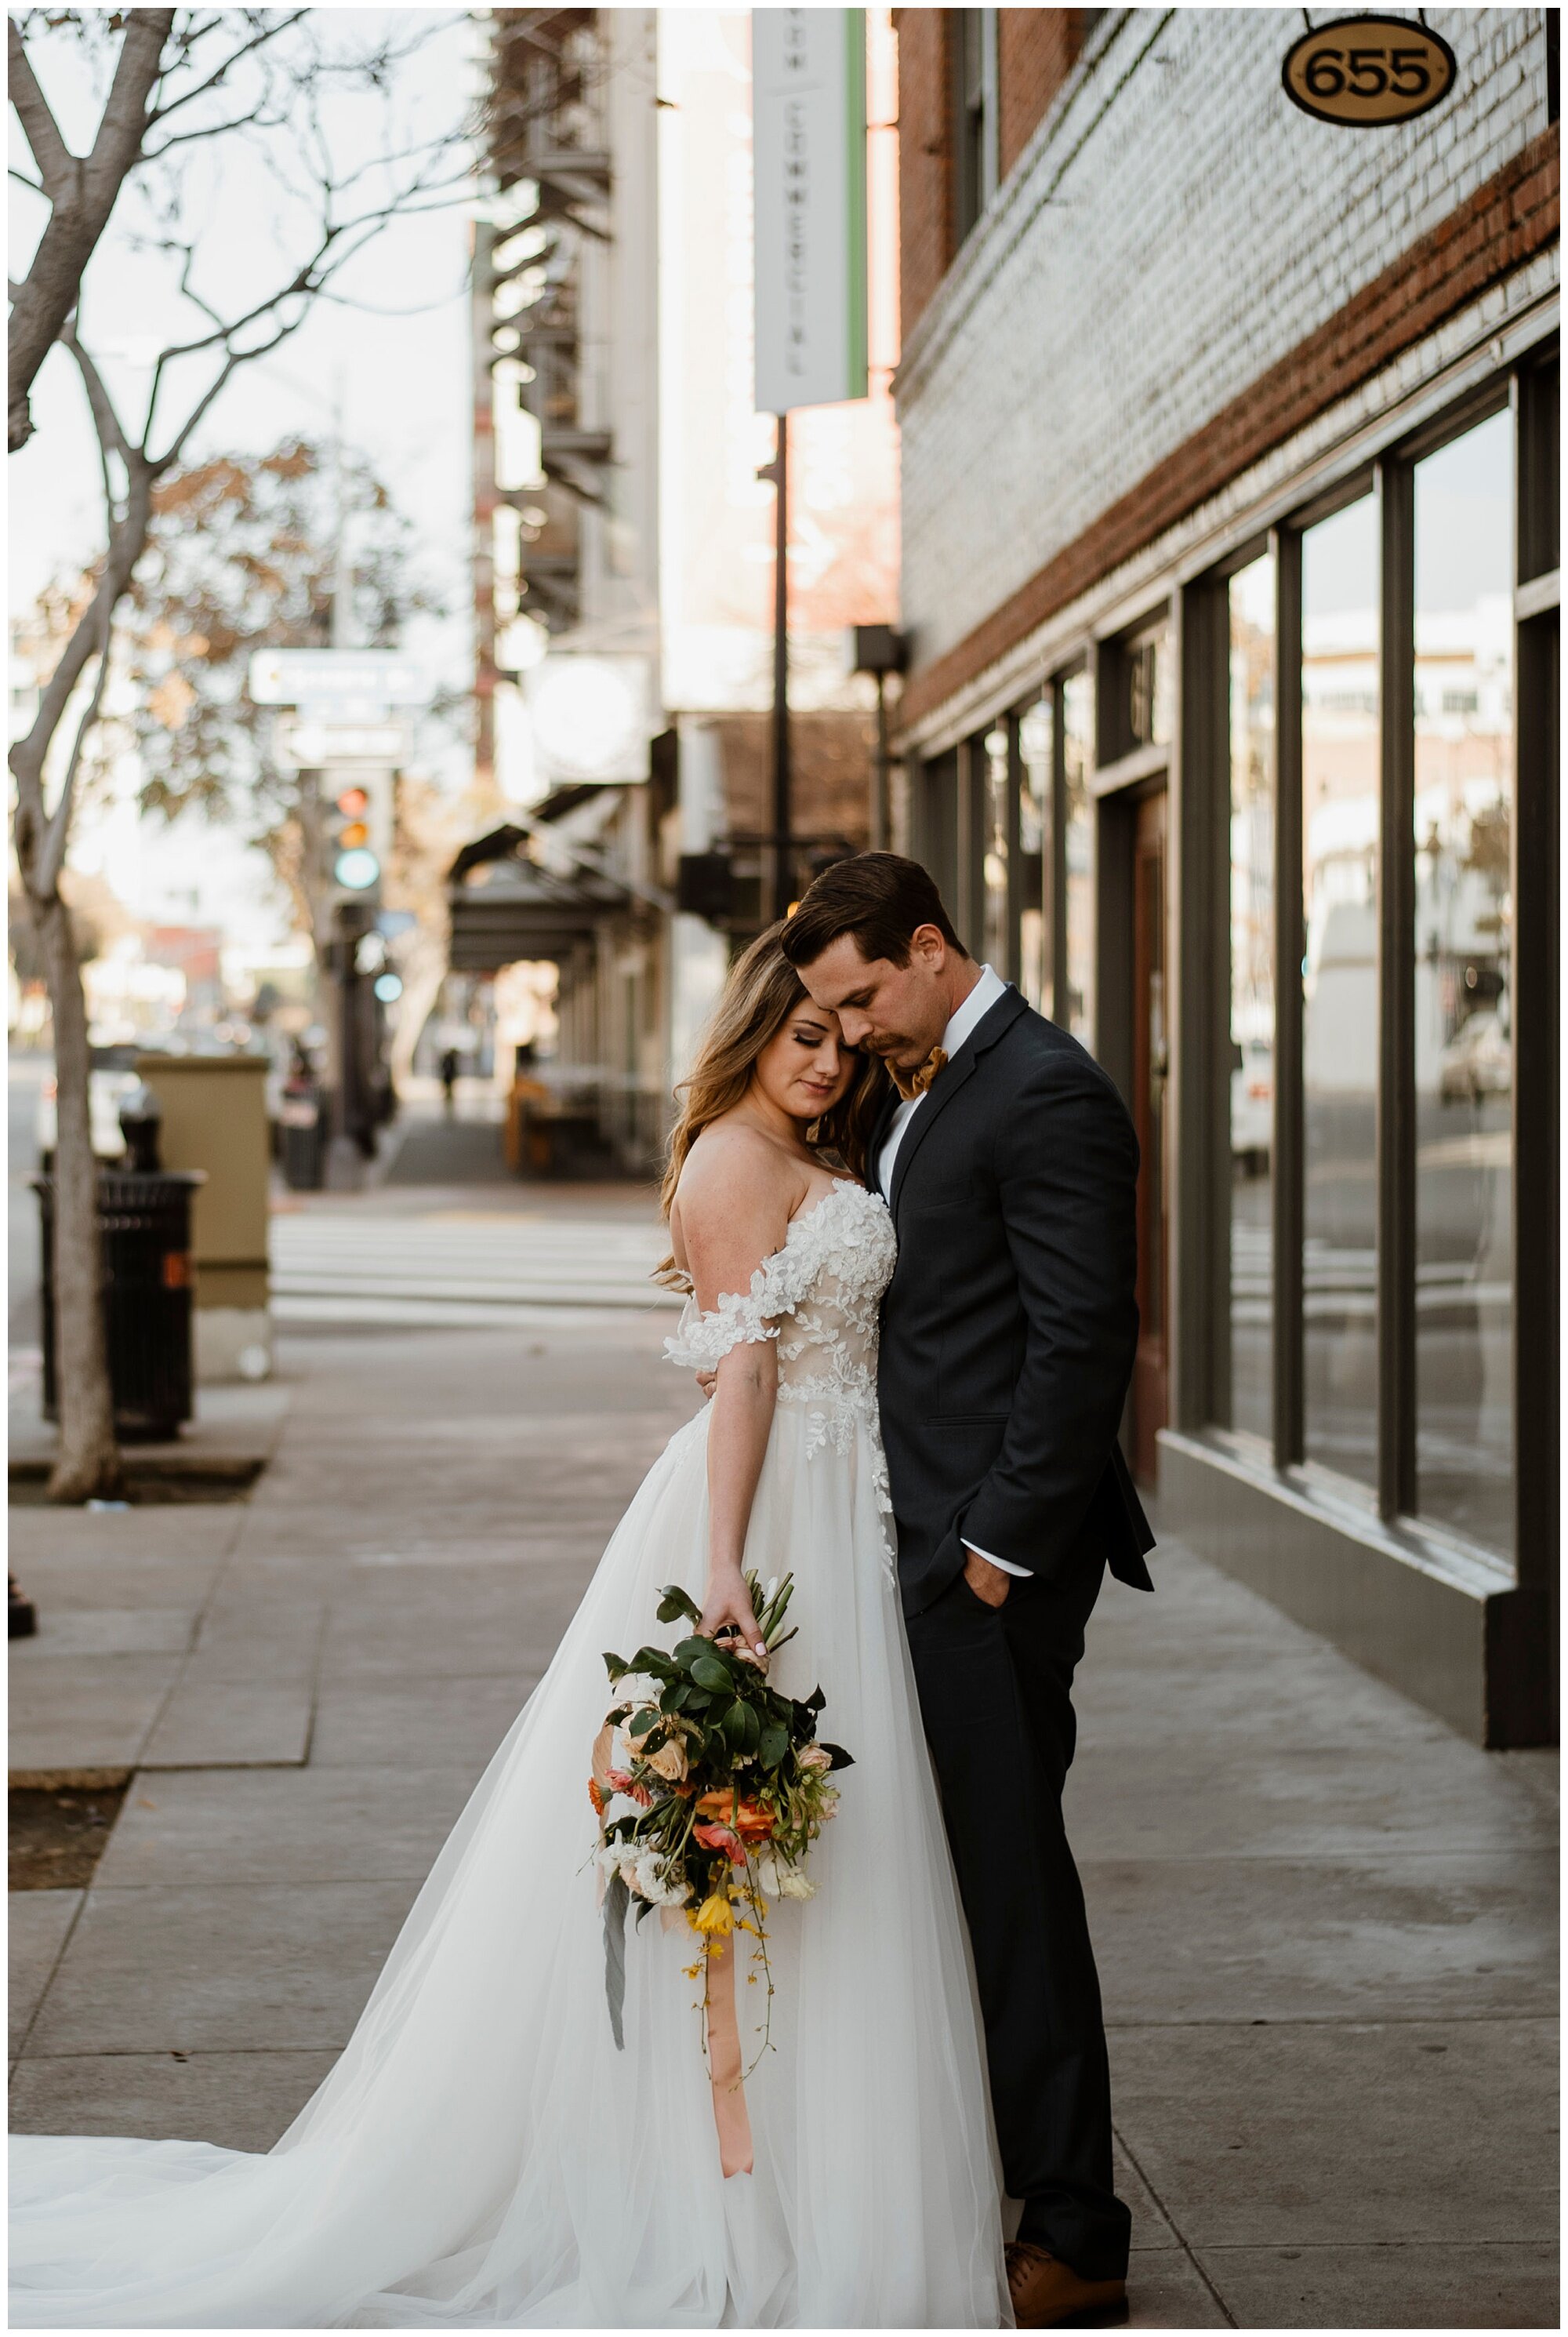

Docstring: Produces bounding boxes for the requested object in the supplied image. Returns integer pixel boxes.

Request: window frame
[1200,361,1553,1578]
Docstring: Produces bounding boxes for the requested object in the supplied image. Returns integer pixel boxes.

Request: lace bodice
[664,1179,895,1398]
[664,1182,897,1565]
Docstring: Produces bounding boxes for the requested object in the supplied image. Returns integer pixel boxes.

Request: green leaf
[818,1741,855,1771]
[659,1684,689,1713]
[634,1895,656,1928]
[804,1685,826,1714]
[721,1699,749,1749]
[628,1708,659,1738]
[656,1585,702,1626]
[673,1637,710,1670]
[691,1655,734,1693]
[757,1724,789,1769]
[604,1653,630,1682]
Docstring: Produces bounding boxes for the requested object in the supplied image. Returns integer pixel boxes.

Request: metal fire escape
[485,9,614,644]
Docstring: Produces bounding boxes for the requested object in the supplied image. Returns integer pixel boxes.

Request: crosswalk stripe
[268,1213,683,1322]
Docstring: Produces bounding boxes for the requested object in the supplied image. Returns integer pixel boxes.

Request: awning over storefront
[447,824,633,973]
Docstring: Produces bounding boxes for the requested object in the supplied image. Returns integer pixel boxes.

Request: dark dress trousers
[873,984,1155,2282]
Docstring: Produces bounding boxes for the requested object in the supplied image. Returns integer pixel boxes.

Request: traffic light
[321,771,394,897]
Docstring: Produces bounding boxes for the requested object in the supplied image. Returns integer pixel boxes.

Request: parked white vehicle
[1231,1039,1273,1165]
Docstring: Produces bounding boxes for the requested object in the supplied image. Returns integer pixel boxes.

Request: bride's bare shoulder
[677,1121,803,1220]
[671,1124,805,1303]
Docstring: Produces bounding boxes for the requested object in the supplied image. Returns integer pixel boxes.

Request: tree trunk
[31,888,124,1503]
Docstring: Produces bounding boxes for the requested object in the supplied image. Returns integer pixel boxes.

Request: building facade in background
[459,7,902,1167]
[889,6,1558,1743]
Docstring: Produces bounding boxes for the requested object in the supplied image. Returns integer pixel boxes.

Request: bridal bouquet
[590,1572,852,2065]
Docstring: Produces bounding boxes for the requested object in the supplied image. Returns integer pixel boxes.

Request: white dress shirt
[876,964,1029,1582]
[877,961,1007,1193]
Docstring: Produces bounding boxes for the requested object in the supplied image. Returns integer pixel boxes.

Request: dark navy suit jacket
[871,985,1156,1616]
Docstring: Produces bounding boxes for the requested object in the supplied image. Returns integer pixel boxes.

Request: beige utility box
[136,1053,272,1383]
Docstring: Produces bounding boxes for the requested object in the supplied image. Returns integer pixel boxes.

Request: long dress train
[9,1179,1008,2329]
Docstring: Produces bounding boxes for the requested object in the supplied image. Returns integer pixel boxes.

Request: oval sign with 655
[1282,14,1459,127]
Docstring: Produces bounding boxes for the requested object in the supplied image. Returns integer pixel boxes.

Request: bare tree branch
[37,601,114,898]
[9,9,176,451]
[140,9,307,139]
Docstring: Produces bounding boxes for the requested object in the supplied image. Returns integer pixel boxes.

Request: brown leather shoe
[1006,2240,1129,2329]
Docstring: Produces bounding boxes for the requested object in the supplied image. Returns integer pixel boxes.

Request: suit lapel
[889,987,1027,1219]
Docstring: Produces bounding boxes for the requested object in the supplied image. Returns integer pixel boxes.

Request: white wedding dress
[9,1179,1008,2330]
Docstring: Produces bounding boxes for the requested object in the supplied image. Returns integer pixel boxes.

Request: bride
[9,929,1010,2331]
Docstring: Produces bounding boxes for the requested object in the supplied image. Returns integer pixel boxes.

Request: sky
[9,7,479,952]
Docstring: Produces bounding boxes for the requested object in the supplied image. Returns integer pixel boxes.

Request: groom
[781,853,1155,2330]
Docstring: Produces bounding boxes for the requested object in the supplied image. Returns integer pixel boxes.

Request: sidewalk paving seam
[9,1895,88,2077]
[1104,2012,1558,2027]
[1114,2119,1240,2328]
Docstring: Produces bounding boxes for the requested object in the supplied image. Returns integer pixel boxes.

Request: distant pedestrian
[439,1045,459,1114]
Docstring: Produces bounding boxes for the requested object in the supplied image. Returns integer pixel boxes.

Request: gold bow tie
[890,1046,948,1103]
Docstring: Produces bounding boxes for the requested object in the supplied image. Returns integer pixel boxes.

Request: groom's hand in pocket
[962,1546,1012,1608]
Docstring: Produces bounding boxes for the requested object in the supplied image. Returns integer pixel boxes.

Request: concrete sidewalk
[9,1216,1557,2328]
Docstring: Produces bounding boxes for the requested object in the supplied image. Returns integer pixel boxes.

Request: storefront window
[1062,668,1095,1043]
[1018,696,1051,1012]
[1413,411,1515,1554]
[1228,554,1276,1443]
[982,724,1010,972]
[1301,496,1379,1488]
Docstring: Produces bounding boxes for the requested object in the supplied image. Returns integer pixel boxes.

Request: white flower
[754,1852,784,1898]
[778,1868,817,1901]
[633,1851,690,1906]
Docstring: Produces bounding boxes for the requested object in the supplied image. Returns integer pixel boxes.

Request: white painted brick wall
[898,9,1552,668]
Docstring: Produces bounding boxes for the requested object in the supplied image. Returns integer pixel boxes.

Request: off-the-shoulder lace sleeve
[662,1235,817,1371]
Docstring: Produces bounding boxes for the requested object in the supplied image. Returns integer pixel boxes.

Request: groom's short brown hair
[781,853,969,971]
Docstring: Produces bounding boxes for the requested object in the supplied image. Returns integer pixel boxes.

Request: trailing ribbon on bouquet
[703,1935,754,2178]
[889,1045,947,1102]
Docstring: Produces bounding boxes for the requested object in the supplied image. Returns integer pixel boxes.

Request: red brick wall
[892,8,953,343]
[896,10,1091,343]
[997,9,1087,180]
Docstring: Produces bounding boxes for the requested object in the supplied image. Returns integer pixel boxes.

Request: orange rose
[695,1793,774,1843]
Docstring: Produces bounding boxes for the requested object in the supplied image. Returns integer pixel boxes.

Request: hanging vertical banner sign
[753,9,868,414]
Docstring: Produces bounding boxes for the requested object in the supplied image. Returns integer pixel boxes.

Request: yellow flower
[690,1892,735,1935]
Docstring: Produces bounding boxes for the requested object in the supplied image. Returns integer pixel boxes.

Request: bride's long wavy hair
[656,923,885,1288]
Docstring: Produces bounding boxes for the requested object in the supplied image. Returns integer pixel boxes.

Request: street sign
[1281,16,1457,127]
[280,718,411,769]
[753,9,868,413]
[248,649,428,713]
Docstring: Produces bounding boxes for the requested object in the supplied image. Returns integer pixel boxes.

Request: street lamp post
[852,623,907,857]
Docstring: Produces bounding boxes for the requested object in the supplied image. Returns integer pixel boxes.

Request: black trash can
[34,1087,205,1444]
[278,1084,325,1191]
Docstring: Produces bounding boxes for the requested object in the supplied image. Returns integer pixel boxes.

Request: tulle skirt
[9,1400,1009,2328]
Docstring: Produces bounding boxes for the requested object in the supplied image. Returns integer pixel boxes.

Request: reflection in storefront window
[1018,696,1052,1012]
[1127,620,1174,750]
[1301,497,1379,1488]
[982,725,1010,972]
[1228,554,1275,1443]
[1062,668,1094,1043]
[1414,411,1514,1555]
